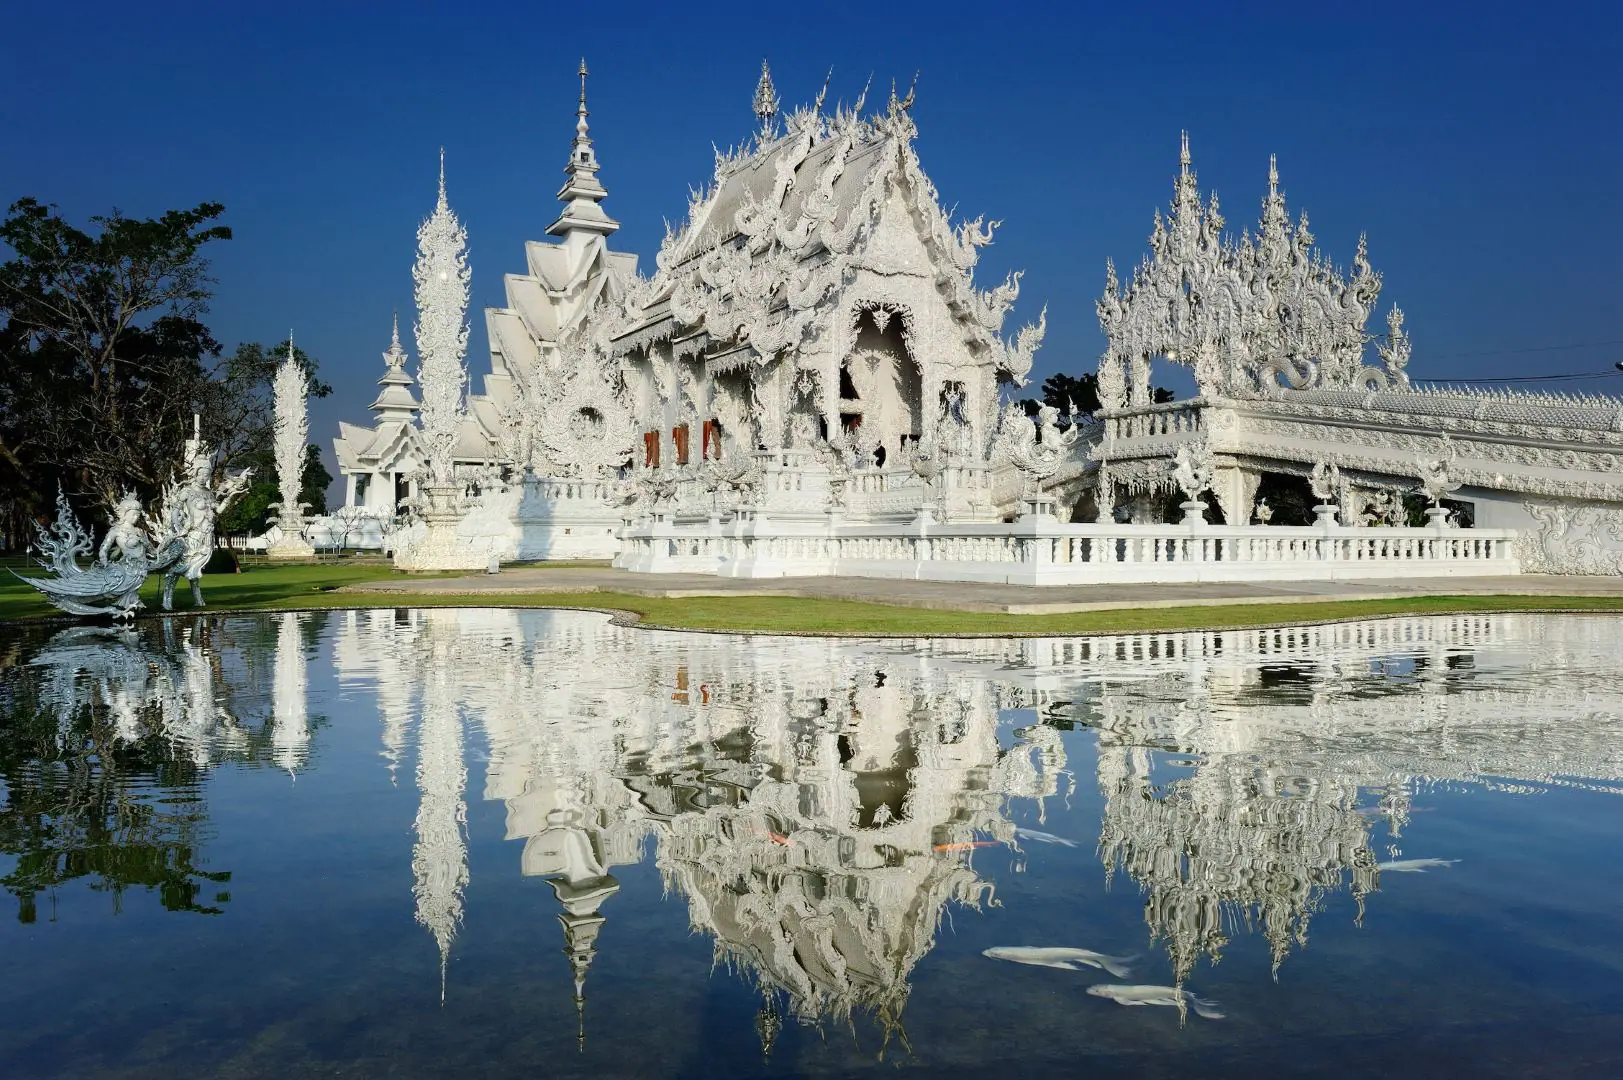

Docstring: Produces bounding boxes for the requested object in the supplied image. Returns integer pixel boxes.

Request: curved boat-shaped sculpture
[14,490,181,619]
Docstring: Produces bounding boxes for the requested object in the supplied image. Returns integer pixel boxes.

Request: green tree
[1018,371,1174,421]
[0,199,232,534]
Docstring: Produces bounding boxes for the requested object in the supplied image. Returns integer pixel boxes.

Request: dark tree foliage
[0,194,336,548]
[0,199,232,537]
[1018,371,1174,421]
[1254,473,1317,526]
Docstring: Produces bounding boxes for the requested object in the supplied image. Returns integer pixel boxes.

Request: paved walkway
[342,567,1623,616]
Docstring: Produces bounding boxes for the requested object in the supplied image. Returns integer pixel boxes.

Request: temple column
[345,473,358,508]
[1211,464,1260,526]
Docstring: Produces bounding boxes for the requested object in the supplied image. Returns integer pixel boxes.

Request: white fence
[616,512,1520,584]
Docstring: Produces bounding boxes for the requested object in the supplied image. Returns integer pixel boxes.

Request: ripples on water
[1,610,1621,1077]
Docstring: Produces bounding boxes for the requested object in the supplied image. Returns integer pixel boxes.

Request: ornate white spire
[272,336,310,530]
[752,58,779,136]
[413,155,471,481]
[547,58,619,242]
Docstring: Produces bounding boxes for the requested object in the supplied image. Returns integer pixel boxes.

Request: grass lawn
[4,559,1623,636]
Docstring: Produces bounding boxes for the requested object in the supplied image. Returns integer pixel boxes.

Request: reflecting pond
[2,609,1622,1077]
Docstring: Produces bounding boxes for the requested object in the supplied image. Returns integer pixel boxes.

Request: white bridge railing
[615,512,1520,584]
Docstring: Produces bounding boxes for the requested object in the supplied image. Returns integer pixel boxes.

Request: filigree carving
[1098,138,1400,403]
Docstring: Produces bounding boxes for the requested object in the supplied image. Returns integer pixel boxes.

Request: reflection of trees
[0,616,316,922]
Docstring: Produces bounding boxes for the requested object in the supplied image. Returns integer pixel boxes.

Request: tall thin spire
[548,57,619,242]
[1268,153,1279,196]
[1179,130,1191,175]
[576,57,590,138]
[437,147,447,209]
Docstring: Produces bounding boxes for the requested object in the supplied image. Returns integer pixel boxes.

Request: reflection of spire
[412,637,468,1003]
[557,904,608,1051]
[271,613,309,776]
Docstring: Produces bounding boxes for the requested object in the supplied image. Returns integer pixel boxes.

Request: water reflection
[0,616,308,922]
[4,609,1623,1057]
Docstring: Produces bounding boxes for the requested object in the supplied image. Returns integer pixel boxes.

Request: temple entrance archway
[838,308,922,466]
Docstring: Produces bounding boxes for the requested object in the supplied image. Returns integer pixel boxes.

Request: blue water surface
[1,609,1620,1078]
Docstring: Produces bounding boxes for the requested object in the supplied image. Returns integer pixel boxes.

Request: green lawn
[4,559,1623,636]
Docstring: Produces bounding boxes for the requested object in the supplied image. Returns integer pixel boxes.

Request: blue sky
[3,1,1620,490]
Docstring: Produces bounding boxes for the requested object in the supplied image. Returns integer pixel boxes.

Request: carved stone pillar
[1211,464,1261,526]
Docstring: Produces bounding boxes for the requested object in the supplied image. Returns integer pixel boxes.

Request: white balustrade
[616,512,1522,584]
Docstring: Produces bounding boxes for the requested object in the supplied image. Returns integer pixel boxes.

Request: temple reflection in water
[6,609,1623,1048]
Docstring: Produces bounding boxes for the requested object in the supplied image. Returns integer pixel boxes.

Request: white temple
[330,63,1623,580]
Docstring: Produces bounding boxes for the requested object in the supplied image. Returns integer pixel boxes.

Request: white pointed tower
[547,59,620,259]
[371,312,420,424]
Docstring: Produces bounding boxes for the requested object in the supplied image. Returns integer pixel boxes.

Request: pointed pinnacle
[1268,153,1279,192]
[437,147,447,207]
[1179,130,1191,172]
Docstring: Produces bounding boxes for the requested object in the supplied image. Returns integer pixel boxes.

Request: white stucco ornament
[152,414,252,603]
[414,151,471,483]
[268,341,316,558]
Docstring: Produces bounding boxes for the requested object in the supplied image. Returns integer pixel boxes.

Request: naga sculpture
[15,490,183,618]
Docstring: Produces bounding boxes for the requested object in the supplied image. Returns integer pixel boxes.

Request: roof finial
[902,70,918,111]
[391,309,400,350]
[853,72,873,116]
[287,331,295,364]
[1268,153,1279,194]
[752,58,779,134]
[814,67,832,116]
[1179,131,1191,174]
[437,147,447,208]
[577,57,590,137]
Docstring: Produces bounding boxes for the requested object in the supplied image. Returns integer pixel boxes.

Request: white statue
[1097,138,1396,401]
[14,489,182,619]
[1417,436,1459,507]
[1309,461,1343,505]
[998,403,1078,496]
[1253,498,1273,524]
[1169,437,1215,501]
[155,416,252,608]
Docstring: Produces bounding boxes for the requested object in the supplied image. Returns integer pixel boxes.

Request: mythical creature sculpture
[16,490,183,619]
[1253,499,1274,524]
[154,423,252,610]
[1417,436,1459,507]
[1309,461,1344,505]
[996,403,1079,497]
[700,434,763,508]
[1169,438,1215,501]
